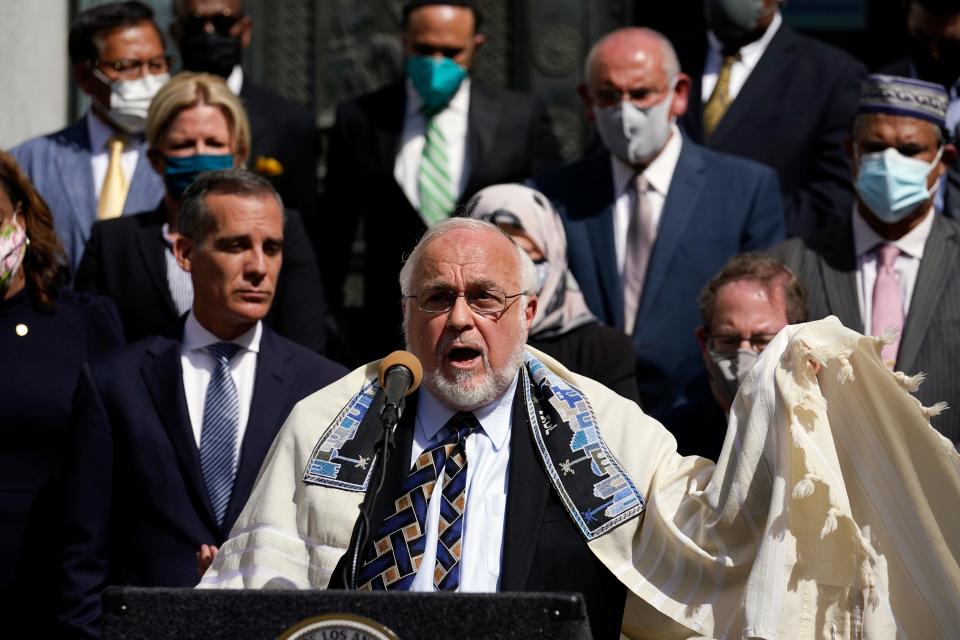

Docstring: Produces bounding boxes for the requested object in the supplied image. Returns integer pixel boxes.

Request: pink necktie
[871,243,903,365]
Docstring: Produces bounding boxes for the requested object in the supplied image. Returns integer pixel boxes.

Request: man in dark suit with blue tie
[55,169,347,638]
[533,27,784,417]
[11,2,169,271]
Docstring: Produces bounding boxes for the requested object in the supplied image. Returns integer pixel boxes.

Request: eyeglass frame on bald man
[403,287,525,317]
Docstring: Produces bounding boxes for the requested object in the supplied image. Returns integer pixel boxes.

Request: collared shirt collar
[404,76,472,117]
[87,109,136,152]
[415,371,517,452]
[707,10,782,61]
[610,122,684,197]
[226,64,244,95]
[852,204,935,260]
[182,309,262,354]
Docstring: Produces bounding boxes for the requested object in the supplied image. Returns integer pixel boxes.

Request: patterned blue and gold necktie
[357,411,481,591]
[199,342,243,527]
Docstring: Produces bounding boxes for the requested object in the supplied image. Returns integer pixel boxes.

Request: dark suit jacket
[75,206,329,353]
[56,324,347,638]
[533,140,785,414]
[330,383,626,640]
[322,79,562,362]
[771,214,960,447]
[240,81,318,224]
[10,117,165,272]
[678,23,867,237]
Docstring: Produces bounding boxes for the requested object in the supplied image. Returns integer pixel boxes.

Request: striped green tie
[418,115,456,225]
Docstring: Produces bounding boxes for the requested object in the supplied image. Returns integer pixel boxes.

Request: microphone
[378,350,423,429]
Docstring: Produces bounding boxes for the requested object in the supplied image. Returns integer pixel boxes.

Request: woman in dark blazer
[466,183,641,403]
[0,150,124,597]
[75,72,328,353]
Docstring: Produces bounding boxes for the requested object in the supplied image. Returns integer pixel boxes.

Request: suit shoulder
[272,332,349,383]
[473,81,543,108]
[531,150,600,199]
[10,121,83,165]
[788,28,866,74]
[692,141,777,180]
[339,81,405,114]
[243,81,312,120]
[86,334,173,378]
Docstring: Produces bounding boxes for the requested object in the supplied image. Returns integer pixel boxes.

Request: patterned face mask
[0,210,28,292]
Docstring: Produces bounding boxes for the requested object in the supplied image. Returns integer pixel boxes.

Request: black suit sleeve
[87,294,126,352]
[270,209,328,353]
[74,222,104,293]
[526,97,563,177]
[782,56,866,236]
[318,102,362,313]
[57,365,115,639]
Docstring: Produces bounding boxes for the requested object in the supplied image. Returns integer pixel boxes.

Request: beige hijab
[464,183,595,338]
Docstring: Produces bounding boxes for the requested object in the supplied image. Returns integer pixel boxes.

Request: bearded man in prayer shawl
[200,216,960,639]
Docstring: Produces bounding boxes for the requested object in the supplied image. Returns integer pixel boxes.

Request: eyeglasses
[411,43,465,59]
[478,209,524,229]
[706,332,779,356]
[175,11,243,37]
[91,56,173,80]
[405,288,523,317]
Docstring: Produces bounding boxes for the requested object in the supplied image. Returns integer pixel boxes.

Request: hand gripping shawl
[200,318,960,639]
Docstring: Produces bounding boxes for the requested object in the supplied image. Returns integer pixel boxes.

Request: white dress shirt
[226,64,244,95]
[161,223,194,316]
[394,77,472,214]
[407,377,515,592]
[852,205,934,332]
[87,110,142,200]
[181,311,262,456]
[701,12,782,103]
[611,124,684,278]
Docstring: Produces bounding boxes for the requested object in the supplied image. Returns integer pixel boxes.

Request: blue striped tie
[200,342,243,527]
[357,412,481,591]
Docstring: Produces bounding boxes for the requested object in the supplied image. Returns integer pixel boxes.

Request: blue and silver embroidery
[302,380,382,492]
[303,357,645,538]
[524,355,645,540]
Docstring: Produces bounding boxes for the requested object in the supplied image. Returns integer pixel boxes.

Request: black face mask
[907,37,960,90]
[178,32,242,78]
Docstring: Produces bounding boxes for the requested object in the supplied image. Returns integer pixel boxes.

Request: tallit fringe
[785,337,882,614]
[891,370,925,393]
[922,401,949,418]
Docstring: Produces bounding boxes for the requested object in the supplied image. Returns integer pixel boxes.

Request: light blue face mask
[405,55,467,114]
[855,146,943,223]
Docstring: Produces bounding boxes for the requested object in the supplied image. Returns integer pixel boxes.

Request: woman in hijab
[466,183,639,402]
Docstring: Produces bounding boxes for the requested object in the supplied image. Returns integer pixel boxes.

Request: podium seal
[278,613,400,640]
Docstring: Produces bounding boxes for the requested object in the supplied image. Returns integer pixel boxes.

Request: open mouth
[446,346,482,366]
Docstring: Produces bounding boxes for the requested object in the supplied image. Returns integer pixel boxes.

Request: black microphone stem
[343,399,404,590]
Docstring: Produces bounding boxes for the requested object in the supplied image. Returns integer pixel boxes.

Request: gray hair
[398,217,538,296]
[178,168,283,244]
[584,27,680,86]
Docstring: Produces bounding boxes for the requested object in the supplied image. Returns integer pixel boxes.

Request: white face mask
[594,86,675,166]
[93,69,170,134]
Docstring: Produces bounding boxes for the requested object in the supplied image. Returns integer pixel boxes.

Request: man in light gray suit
[11,1,168,270]
[774,74,960,447]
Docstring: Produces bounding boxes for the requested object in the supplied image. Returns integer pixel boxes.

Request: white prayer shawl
[200,318,960,639]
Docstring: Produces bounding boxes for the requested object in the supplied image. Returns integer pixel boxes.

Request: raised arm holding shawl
[200,317,960,639]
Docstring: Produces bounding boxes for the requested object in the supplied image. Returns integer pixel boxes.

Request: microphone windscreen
[378,350,423,395]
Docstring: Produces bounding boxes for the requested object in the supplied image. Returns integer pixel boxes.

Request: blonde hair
[146,71,251,163]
